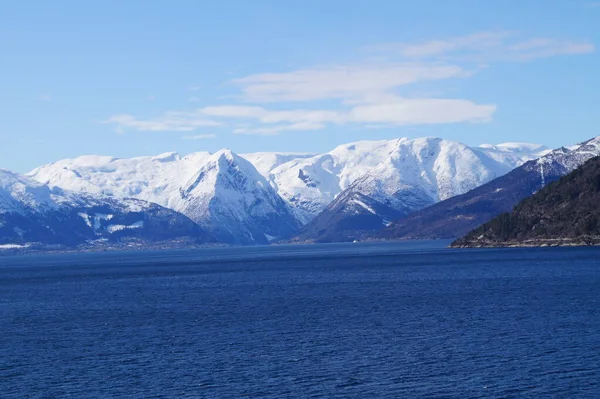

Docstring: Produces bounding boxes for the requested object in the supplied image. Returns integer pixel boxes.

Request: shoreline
[451,236,600,248]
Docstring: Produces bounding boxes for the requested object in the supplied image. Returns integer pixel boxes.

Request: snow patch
[264,233,277,242]
[107,221,144,233]
[92,214,114,230]
[0,243,30,249]
[351,199,377,214]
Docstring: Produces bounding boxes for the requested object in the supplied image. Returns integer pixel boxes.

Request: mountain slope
[28,137,546,244]
[267,138,546,223]
[173,150,301,244]
[452,156,600,247]
[29,151,212,208]
[30,150,300,245]
[292,138,546,242]
[378,136,600,240]
[0,169,205,247]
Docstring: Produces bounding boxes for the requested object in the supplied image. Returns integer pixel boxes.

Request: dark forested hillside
[452,156,600,247]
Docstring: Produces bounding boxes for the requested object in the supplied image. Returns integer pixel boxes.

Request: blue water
[1,241,599,398]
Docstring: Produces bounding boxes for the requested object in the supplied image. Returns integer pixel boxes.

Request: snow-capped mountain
[29,137,546,244]
[262,138,547,223]
[377,136,600,241]
[30,151,212,208]
[0,169,204,247]
[171,150,301,244]
[289,138,548,242]
[30,150,301,245]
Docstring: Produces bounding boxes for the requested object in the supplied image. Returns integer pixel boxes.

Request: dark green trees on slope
[452,156,600,247]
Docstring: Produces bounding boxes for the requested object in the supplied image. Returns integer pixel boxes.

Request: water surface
[1,241,599,398]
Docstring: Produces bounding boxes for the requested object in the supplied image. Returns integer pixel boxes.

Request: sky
[1,0,599,172]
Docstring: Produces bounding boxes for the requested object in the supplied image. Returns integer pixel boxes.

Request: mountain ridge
[25,137,547,246]
[290,137,546,242]
[374,136,600,241]
[452,155,600,247]
[0,169,206,248]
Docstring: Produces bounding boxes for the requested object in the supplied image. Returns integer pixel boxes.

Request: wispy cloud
[201,106,346,124]
[371,32,512,58]
[201,99,494,132]
[587,2,600,8]
[104,112,220,133]
[348,98,495,125]
[232,64,467,103]
[38,94,52,101]
[371,31,594,62]
[105,31,593,135]
[182,133,217,140]
[234,122,326,135]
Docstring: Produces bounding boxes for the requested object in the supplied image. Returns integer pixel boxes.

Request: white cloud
[234,122,326,135]
[106,94,495,136]
[105,31,593,136]
[373,32,512,58]
[507,39,595,60]
[201,97,495,132]
[371,31,594,62]
[104,112,220,133]
[201,106,345,124]
[232,64,466,103]
[348,98,495,125]
[38,94,52,101]
[182,133,216,140]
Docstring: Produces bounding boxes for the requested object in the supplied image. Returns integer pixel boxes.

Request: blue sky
[1,0,599,172]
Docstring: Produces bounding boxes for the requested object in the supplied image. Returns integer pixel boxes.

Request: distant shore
[0,240,233,257]
[451,236,600,248]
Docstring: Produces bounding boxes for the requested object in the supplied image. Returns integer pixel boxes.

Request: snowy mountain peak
[267,137,544,223]
[343,138,508,212]
[26,136,548,243]
[212,148,235,160]
[292,137,550,242]
[534,135,600,174]
[0,168,58,213]
[0,168,205,247]
[572,136,600,153]
[176,149,300,244]
[180,149,265,198]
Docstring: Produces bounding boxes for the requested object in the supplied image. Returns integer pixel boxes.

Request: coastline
[451,236,600,248]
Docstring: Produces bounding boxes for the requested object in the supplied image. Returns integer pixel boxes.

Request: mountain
[29,137,546,244]
[0,169,205,248]
[265,138,546,224]
[260,140,403,223]
[171,150,301,244]
[30,150,300,245]
[29,151,211,207]
[291,137,547,242]
[452,155,600,247]
[378,136,600,241]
